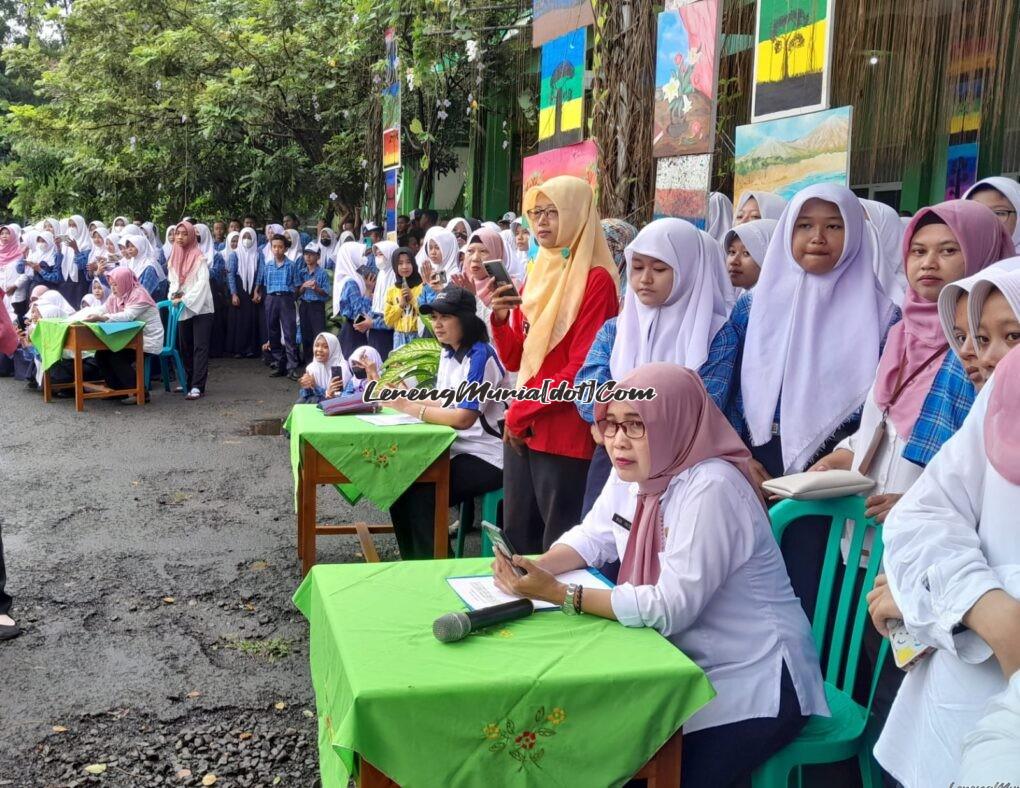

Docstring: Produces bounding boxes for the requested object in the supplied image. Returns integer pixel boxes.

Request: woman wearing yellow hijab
[490,176,620,553]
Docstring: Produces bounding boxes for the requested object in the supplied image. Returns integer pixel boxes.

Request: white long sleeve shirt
[877,379,1020,788]
[167,260,213,320]
[555,459,828,733]
[104,302,165,355]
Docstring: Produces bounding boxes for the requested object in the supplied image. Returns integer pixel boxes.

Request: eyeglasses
[597,419,646,439]
[526,207,559,224]
[992,209,1017,219]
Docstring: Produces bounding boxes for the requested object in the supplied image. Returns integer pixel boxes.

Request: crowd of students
[3,173,1020,785]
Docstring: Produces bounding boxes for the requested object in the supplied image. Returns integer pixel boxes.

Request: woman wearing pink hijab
[167,221,214,399]
[457,227,521,322]
[0,224,28,327]
[82,267,165,401]
[493,363,826,787]
[876,345,1020,787]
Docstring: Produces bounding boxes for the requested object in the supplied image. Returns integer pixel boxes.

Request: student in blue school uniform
[296,331,350,404]
[296,242,332,363]
[195,222,228,358]
[367,240,398,361]
[331,241,376,358]
[56,214,93,308]
[20,231,63,292]
[703,184,900,616]
[226,227,263,358]
[118,234,168,302]
[256,233,301,380]
[573,218,732,516]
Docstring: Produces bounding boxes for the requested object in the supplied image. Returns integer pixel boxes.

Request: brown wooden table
[296,439,451,576]
[42,323,145,413]
[359,730,683,786]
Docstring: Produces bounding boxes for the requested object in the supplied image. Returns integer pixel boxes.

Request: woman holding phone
[297,332,350,404]
[489,176,620,554]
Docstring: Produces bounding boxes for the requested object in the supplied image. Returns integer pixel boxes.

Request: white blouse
[555,459,828,733]
[167,260,213,320]
[876,379,1020,788]
[957,672,1020,785]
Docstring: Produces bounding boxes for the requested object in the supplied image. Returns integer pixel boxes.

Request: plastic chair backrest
[768,496,885,701]
[156,299,183,352]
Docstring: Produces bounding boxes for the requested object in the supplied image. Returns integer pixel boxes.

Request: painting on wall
[653,154,711,227]
[538,27,587,152]
[733,105,851,201]
[384,168,398,234]
[751,0,834,122]
[652,1,722,158]
[523,139,598,194]
[382,27,401,170]
[532,0,595,48]
[946,142,979,200]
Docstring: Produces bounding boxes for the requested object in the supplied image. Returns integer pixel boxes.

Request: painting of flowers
[652,2,722,159]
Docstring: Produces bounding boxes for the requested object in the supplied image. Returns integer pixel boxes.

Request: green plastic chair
[752,496,890,788]
[454,488,502,558]
[144,299,187,392]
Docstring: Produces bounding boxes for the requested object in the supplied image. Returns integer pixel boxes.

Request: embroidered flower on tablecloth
[483,723,500,740]
[497,628,514,639]
[514,731,536,750]
[363,443,400,468]
[483,706,561,770]
[546,708,566,726]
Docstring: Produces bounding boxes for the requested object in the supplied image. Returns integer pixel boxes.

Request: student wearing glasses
[493,364,826,788]
[964,177,1020,254]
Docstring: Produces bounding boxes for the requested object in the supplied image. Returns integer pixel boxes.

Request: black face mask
[353,367,368,380]
[321,238,331,246]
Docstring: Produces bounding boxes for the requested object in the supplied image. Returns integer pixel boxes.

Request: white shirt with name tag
[435,340,508,470]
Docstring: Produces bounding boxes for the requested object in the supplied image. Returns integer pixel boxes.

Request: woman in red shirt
[489,176,620,552]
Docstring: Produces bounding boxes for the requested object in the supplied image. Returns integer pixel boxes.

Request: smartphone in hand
[483,523,525,578]
[483,260,520,299]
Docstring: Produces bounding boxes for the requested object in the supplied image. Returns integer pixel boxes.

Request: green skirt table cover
[30,319,144,371]
[293,559,715,788]
[284,404,456,511]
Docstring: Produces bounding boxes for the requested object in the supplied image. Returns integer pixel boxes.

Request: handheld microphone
[432,598,535,643]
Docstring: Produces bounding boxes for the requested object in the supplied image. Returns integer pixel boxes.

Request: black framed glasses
[597,419,646,439]
[526,207,559,224]
[992,209,1017,219]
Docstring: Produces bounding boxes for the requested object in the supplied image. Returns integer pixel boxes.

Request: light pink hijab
[986,345,1020,484]
[595,363,761,586]
[875,201,1012,438]
[0,224,23,267]
[0,291,17,356]
[106,267,157,313]
[166,221,204,286]
[466,228,503,305]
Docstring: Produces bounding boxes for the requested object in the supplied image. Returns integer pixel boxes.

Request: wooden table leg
[359,758,399,787]
[634,729,683,787]
[432,452,450,558]
[300,441,318,576]
[72,335,85,413]
[42,367,52,403]
[296,467,304,561]
[135,337,145,405]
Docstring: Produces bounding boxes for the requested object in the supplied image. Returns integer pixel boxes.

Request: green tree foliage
[0,0,526,224]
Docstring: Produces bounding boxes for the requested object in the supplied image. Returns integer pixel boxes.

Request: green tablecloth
[284,404,456,511]
[293,559,715,788]
[30,319,144,371]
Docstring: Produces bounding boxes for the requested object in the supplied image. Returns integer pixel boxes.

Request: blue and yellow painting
[538,27,586,153]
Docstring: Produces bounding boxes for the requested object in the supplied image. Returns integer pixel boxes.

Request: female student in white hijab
[22,230,63,293]
[573,218,731,516]
[162,225,176,263]
[704,184,897,616]
[317,228,339,270]
[963,176,1020,254]
[296,331,350,404]
[872,345,1020,788]
[722,218,778,298]
[421,226,461,280]
[861,198,908,306]
[446,217,472,248]
[705,191,733,246]
[119,233,168,301]
[226,227,263,358]
[56,214,93,308]
[332,241,376,358]
[734,190,787,224]
[967,268,1020,385]
[366,240,398,361]
[194,223,228,358]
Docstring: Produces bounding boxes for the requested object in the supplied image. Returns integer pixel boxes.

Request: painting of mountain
[734,105,851,201]
[652,1,722,159]
[532,0,595,48]
[751,0,833,122]
[654,154,711,227]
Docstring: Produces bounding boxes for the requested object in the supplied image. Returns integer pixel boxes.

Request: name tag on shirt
[612,513,631,531]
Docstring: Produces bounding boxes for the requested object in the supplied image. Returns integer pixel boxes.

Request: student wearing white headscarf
[735,190,787,224]
[573,218,732,514]
[706,192,733,246]
[964,176,1020,254]
[367,240,398,361]
[704,184,897,617]
[56,214,93,308]
[21,230,63,293]
[284,229,303,262]
[722,218,778,298]
[861,198,908,306]
[262,223,285,264]
[421,226,461,280]
[119,233,167,301]
[194,222,228,358]
[162,225,176,261]
[141,221,164,270]
[226,227,263,358]
[296,331,350,404]
[446,217,472,248]
[332,241,375,358]
[317,227,339,270]
[874,348,1020,787]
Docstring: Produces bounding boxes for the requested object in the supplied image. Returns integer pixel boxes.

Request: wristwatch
[561,583,580,616]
